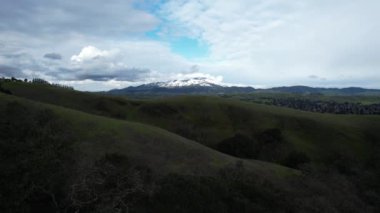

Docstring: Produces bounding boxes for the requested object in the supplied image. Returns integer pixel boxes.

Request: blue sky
[168,37,209,59]
[144,2,210,59]
[0,0,379,91]
[146,29,209,59]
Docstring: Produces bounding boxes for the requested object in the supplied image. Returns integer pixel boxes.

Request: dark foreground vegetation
[1,79,380,212]
[216,130,311,169]
[1,101,380,212]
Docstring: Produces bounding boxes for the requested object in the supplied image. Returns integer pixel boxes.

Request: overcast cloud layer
[0,0,379,90]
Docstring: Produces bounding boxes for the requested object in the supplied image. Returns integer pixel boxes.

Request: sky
[0,0,379,91]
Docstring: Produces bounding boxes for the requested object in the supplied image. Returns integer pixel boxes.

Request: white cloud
[0,0,159,36]
[66,42,193,81]
[70,46,115,63]
[160,0,380,88]
[0,38,214,90]
[1,0,380,90]
[55,79,144,91]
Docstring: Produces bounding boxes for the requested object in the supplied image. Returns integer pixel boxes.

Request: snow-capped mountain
[107,77,255,95]
[106,78,380,96]
[147,77,219,88]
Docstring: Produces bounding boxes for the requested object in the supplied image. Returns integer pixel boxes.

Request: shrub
[68,154,152,213]
[0,82,12,94]
[0,102,75,212]
[256,128,283,144]
[216,134,257,158]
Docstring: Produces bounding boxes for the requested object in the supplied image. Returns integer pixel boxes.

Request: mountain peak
[148,77,220,88]
[107,77,256,95]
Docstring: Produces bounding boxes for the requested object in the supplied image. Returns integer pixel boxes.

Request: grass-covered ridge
[0,93,293,177]
[1,81,380,212]
[3,81,380,166]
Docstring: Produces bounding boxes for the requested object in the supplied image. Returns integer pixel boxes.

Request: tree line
[0,77,74,90]
[269,98,380,114]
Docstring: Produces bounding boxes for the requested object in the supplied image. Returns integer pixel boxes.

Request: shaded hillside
[0,93,293,177]
[2,83,380,212]
[0,93,298,212]
[3,81,380,166]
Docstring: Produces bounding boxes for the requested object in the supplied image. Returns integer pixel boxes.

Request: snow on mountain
[148,77,220,88]
[107,76,256,95]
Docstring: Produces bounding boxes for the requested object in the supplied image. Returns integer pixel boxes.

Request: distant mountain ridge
[268,86,380,95]
[108,77,256,95]
[107,78,380,96]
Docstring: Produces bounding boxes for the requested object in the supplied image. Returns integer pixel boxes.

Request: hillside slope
[0,92,293,177]
[2,82,380,212]
[3,81,380,166]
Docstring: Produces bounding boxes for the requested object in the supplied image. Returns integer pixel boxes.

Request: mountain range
[107,77,380,96]
[108,77,255,95]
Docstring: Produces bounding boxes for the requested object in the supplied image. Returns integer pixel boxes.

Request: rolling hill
[2,81,380,165]
[2,80,380,212]
[0,92,291,177]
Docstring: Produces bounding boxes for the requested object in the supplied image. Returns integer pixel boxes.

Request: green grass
[0,92,296,179]
[137,96,380,162]
[3,81,380,165]
[3,81,380,212]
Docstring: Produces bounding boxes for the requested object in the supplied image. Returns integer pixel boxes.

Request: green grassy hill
[0,92,293,178]
[2,81,380,212]
[3,81,380,166]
